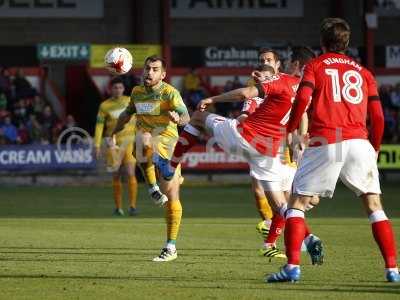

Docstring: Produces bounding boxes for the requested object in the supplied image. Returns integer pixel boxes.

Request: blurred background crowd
[1,66,400,145]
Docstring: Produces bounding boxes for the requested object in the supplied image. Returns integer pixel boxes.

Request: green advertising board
[378,144,400,169]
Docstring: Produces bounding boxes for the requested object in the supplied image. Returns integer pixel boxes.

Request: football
[104,47,133,75]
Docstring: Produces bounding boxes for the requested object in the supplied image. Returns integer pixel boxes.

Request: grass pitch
[0,182,399,299]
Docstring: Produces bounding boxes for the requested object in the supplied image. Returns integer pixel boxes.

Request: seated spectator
[38,105,57,143]
[13,98,29,126]
[55,114,79,144]
[390,83,400,111]
[380,85,393,110]
[183,68,201,96]
[1,115,18,143]
[32,95,45,115]
[17,123,30,144]
[199,75,219,97]
[13,69,36,100]
[26,114,44,144]
[214,80,235,116]
[0,92,7,110]
[232,76,244,89]
[0,67,12,101]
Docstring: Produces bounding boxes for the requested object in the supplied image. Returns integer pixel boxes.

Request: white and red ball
[104,47,133,75]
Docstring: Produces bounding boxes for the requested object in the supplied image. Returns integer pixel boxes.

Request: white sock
[368,210,388,223]
[165,243,176,251]
[286,264,299,270]
[279,203,288,217]
[386,267,399,274]
[263,242,275,249]
[264,219,272,228]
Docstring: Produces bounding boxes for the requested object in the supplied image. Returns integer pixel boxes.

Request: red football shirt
[241,97,264,115]
[237,73,300,156]
[287,52,381,147]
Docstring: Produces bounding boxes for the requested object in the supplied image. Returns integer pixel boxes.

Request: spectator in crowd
[17,123,30,144]
[32,95,45,115]
[13,99,29,126]
[232,76,244,89]
[183,68,201,95]
[0,67,12,103]
[199,75,220,97]
[39,105,57,143]
[26,114,44,144]
[0,92,7,110]
[390,83,400,111]
[1,115,18,143]
[13,69,36,100]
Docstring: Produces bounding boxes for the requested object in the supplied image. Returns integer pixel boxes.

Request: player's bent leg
[362,193,399,282]
[153,173,182,262]
[258,189,288,259]
[287,194,324,265]
[136,131,167,206]
[155,112,209,181]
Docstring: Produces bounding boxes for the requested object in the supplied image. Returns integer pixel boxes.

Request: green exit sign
[37,43,90,61]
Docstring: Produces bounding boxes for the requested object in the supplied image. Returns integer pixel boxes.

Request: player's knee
[289,194,312,211]
[362,193,382,214]
[253,186,265,199]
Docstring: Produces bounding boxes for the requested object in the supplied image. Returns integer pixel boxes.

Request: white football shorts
[205,113,292,191]
[292,139,381,198]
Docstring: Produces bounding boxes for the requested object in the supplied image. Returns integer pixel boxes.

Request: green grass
[0,182,399,299]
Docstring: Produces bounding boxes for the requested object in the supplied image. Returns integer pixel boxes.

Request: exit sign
[37,43,90,61]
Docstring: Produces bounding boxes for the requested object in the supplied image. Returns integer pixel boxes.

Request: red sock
[171,129,199,168]
[284,209,306,265]
[372,220,398,268]
[265,214,286,245]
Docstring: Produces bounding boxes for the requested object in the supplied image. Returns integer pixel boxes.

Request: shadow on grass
[0,274,398,295]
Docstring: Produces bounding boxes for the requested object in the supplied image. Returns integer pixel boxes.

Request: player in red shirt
[267,18,399,283]
[240,49,321,260]
[154,52,323,265]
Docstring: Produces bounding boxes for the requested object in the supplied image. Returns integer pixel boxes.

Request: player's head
[320,18,351,53]
[258,48,281,73]
[143,55,166,87]
[110,77,125,98]
[287,46,316,76]
[256,64,276,78]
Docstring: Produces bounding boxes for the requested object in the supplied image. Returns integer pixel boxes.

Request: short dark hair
[320,18,351,53]
[291,46,316,67]
[256,64,276,74]
[144,55,166,70]
[110,77,124,86]
[258,48,280,62]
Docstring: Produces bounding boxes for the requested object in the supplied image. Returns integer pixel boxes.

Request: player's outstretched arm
[197,86,259,111]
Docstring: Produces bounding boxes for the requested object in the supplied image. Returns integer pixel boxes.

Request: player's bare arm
[168,110,190,126]
[197,86,259,111]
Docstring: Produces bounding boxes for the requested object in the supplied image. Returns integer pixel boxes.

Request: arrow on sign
[40,46,50,58]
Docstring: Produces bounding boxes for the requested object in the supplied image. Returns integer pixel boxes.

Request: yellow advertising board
[90,44,162,68]
[378,144,400,169]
